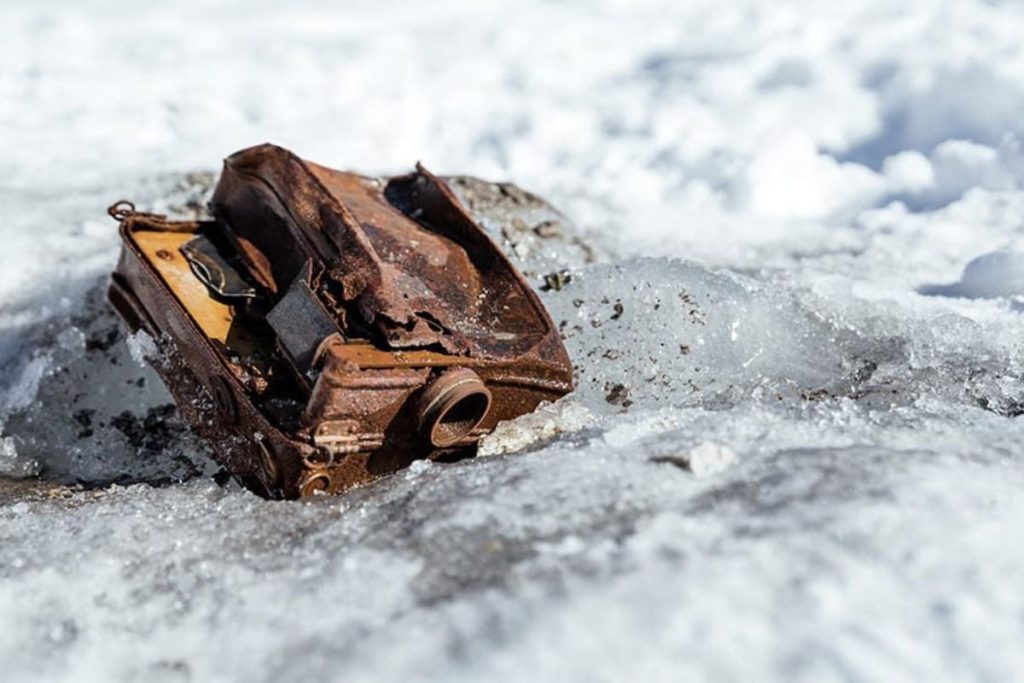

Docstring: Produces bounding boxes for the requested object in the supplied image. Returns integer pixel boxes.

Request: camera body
[108,145,573,498]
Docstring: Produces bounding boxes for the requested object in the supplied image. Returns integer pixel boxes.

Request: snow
[922,245,1024,299]
[667,441,738,477]
[3,0,1024,681]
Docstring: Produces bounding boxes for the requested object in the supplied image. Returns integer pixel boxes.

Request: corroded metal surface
[107,144,574,498]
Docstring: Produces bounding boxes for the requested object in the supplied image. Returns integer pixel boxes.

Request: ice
[478,400,595,456]
[4,0,1024,681]
[0,188,217,488]
[125,330,159,366]
[541,258,867,413]
[653,441,738,477]
[922,246,1024,300]
[0,437,39,479]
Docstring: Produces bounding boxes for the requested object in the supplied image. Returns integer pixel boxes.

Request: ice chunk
[1,355,51,416]
[921,246,1024,299]
[478,400,594,456]
[0,437,40,479]
[542,258,859,413]
[950,247,1024,299]
[125,330,158,366]
[650,441,738,477]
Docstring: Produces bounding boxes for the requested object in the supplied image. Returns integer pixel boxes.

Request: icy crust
[2,403,1023,683]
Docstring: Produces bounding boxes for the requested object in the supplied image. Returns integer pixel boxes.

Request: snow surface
[3,0,1024,681]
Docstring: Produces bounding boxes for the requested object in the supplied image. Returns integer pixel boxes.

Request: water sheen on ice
[3,1,1024,682]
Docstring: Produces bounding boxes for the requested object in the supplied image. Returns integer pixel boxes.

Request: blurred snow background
[3,0,1024,680]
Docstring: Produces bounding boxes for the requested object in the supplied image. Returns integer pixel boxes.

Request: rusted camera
[108,144,573,498]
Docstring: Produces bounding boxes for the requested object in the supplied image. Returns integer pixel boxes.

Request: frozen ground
[3,0,1024,680]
